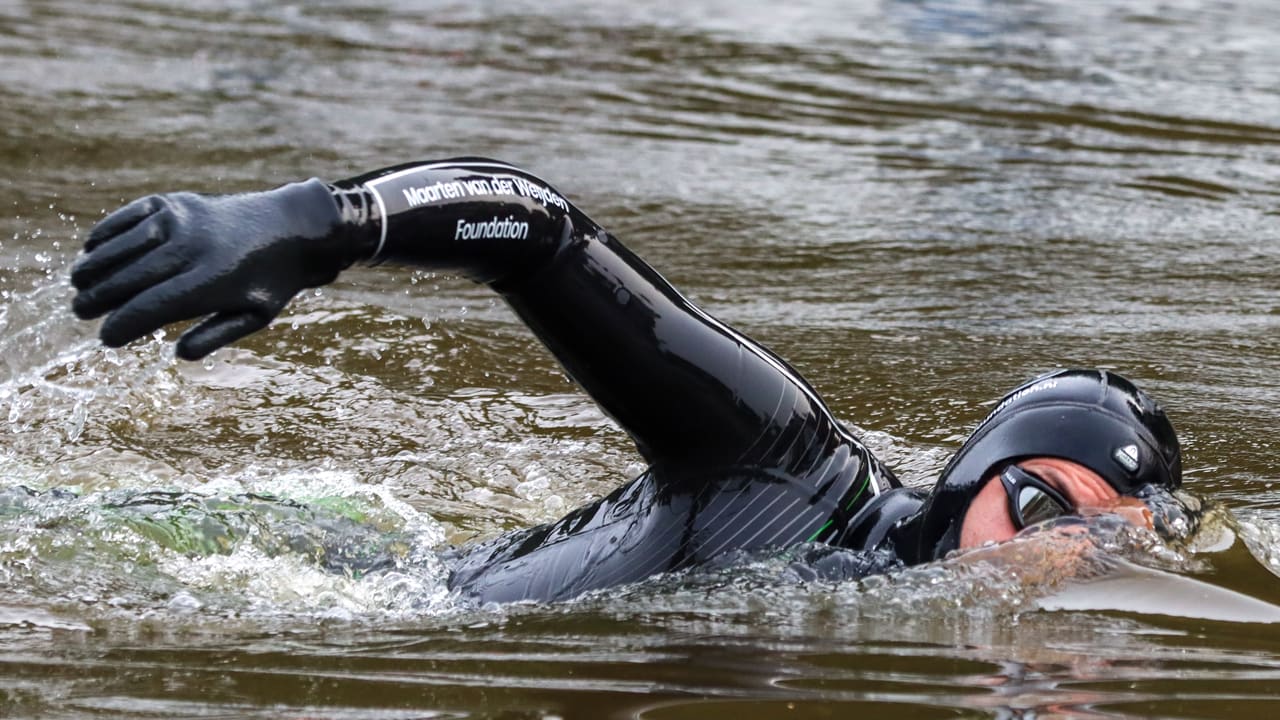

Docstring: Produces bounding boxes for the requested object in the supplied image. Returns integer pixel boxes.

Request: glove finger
[85,196,163,251]
[175,311,271,360]
[72,245,187,320]
[95,269,211,348]
[70,217,166,291]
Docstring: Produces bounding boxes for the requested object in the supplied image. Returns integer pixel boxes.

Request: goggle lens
[1017,485,1067,526]
[1002,465,1072,530]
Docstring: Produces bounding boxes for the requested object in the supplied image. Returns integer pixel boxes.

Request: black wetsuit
[329,159,926,603]
[72,156,1186,598]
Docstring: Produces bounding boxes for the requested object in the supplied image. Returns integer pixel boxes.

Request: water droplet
[66,402,88,442]
[320,605,353,623]
[167,591,202,613]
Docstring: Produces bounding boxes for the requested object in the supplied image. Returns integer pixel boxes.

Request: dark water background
[3,0,1280,717]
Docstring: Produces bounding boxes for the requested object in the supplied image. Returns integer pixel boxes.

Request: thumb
[175,311,272,360]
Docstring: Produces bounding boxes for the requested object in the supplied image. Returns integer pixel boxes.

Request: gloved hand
[71,179,369,360]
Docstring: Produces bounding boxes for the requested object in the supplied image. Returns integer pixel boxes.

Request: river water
[3,0,1280,717]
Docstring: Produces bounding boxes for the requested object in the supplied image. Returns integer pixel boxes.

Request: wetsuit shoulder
[836,486,926,555]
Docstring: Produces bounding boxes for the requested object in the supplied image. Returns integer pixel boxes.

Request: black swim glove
[71,179,374,360]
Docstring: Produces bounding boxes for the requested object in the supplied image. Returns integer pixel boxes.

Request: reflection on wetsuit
[332,159,924,603]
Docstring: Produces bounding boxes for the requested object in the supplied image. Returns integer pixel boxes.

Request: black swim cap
[911,369,1181,562]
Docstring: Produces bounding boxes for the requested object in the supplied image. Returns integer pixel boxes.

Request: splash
[2,271,1277,634]
[564,491,1280,629]
[1233,510,1280,580]
[0,474,453,623]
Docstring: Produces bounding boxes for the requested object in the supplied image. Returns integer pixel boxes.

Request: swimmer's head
[909,369,1181,562]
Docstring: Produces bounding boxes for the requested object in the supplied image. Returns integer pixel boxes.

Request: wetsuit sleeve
[332,157,838,468]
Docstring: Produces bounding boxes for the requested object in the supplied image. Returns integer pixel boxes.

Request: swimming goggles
[1000,464,1073,530]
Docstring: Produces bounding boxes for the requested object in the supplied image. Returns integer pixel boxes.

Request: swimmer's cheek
[950,529,1095,586]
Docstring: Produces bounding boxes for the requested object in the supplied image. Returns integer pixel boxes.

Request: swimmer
[69,158,1182,603]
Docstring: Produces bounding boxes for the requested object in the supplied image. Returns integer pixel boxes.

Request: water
[3,0,1280,716]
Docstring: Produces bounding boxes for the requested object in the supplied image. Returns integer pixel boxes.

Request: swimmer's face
[958,457,1150,549]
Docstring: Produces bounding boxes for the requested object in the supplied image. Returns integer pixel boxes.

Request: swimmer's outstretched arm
[71,158,839,468]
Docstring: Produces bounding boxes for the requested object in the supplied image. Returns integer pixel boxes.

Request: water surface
[2,0,1280,717]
